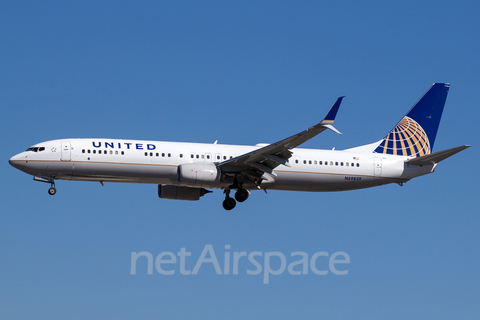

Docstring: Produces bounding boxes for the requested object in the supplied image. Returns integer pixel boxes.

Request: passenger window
[162,153,165,157]
[196,155,199,159]
[104,150,107,154]
[314,160,317,165]
[341,162,343,166]
[330,161,333,165]
[319,161,322,165]
[346,162,349,166]
[217,155,220,160]
[145,152,148,156]
[168,153,171,157]
[206,155,210,159]
[303,160,306,164]
[156,153,159,157]
[115,151,118,155]
[110,150,113,155]
[180,154,183,158]
[224,156,227,160]
[150,152,153,156]
[335,162,338,166]
[88,150,91,154]
[93,150,96,154]
[309,160,312,164]
[82,149,85,153]
[121,151,124,155]
[357,163,360,167]
[191,154,194,158]
[295,160,299,164]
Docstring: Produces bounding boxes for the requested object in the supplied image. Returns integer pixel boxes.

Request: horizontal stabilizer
[406,145,470,165]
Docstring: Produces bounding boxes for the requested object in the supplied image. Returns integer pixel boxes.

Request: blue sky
[1,1,479,319]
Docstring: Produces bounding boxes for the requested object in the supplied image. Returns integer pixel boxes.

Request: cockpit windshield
[26,146,45,152]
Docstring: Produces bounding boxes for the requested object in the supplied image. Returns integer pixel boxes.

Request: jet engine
[158,185,211,201]
[177,162,221,187]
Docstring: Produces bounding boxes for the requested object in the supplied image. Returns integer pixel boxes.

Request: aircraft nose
[9,153,26,170]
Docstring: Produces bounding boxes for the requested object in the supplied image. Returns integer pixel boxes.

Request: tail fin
[373,83,450,158]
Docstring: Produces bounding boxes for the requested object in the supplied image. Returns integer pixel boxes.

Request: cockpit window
[26,146,45,152]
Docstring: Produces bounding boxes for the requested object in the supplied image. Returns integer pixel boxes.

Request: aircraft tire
[48,187,56,195]
[223,198,236,210]
[235,189,249,202]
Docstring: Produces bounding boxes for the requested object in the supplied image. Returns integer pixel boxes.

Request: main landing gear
[222,188,250,210]
[235,188,249,202]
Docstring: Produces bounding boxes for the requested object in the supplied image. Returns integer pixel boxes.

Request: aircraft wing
[218,97,344,181]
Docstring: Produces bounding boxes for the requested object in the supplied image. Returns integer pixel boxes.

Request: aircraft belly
[272,170,375,192]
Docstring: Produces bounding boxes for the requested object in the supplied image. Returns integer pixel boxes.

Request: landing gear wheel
[48,187,57,195]
[235,189,249,202]
[223,197,236,210]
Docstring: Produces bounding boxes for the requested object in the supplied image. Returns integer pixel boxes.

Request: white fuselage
[9,138,434,192]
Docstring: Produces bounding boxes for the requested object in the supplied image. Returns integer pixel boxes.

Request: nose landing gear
[33,175,57,196]
[48,185,57,195]
[48,180,57,195]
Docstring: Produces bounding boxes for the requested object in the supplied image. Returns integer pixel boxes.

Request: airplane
[9,83,470,210]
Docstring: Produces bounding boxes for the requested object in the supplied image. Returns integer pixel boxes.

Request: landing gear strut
[222,189,236,210]
[33,175,57,195]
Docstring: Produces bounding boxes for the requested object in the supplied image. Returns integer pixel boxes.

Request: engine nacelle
[158,185,210,201]
[177,162,221,187]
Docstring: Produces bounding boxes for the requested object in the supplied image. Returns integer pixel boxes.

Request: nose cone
[9,152,28,171]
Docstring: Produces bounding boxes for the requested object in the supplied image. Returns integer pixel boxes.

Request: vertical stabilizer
[373,83,449,157]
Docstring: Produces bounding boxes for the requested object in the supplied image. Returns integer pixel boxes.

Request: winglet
[319,96,344,134]
[322,124,342,134]
[322,96,344,122]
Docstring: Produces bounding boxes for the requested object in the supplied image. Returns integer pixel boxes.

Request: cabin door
[374,157,382,177]
[61,141,71,161]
